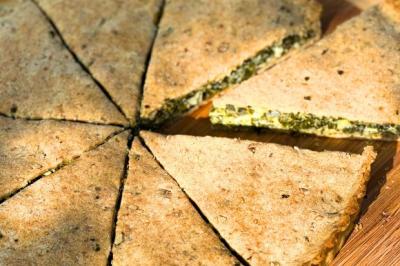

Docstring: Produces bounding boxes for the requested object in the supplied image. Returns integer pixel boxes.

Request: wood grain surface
[159,0,400,265]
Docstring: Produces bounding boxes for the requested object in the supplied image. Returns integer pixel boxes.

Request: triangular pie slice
[112,139,238,265]
[0,131,129,265]
[0,116,121,200]
[36,0,163,124]
[141,0,322,126]
[211,1,400,140]
[0,0,127,125]
[141,131,376,265]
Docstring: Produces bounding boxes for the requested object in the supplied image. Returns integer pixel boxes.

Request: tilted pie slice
[141,132,376,265]
[112,139,238,265]
[0,131,129,265]
[0,116,121,200]
[141,0,322,126]
[0,0,127,125]
[211,1,400,140]
[36,0,163,124]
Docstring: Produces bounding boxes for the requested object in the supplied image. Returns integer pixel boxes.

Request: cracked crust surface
[141,131,376,266]
[0,131,129,265]
[0,116,121,200]
[112,139,238,265]
[141,0,321,121]
[0,0,127,125]
[36,0,163,124]
[213,1,400,125]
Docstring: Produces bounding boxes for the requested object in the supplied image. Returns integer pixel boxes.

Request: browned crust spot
[308,147,376,265]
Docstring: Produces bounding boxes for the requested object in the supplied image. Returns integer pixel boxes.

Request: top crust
[141,131,376,265]
[0,132,129,265]
[382,0,400,24]
[141,0,321,119]
[214,2,400,125]
[0,117,120,200]
[0,0,128,125]
[35,0,163,124]
[112,139,238,265]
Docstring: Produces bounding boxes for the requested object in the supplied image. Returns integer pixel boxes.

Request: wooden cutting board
[160,0,400,264]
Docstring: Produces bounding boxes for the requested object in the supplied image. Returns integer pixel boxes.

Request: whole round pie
[0,0,397,265]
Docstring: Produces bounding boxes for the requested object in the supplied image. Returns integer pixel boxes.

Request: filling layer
[210,105,400,139]
[143,31,316,126]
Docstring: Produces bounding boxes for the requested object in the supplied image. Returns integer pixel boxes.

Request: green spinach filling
[143,31,316,126]
[210,105,400,139]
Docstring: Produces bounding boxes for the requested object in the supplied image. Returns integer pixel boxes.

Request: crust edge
[307,146,377,266]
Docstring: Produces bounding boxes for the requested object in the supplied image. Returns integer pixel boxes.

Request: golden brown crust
[0,131,129,265]
[381,0,400,25]
[0,116,120,200]
[141,131,377,265]
[214,4,400,125]
[112,139,238,265]
[36,0,163,124]
[309,147,376,265]
[384,0,400,12]
[0,0,127,125]
[141,0,321,120]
